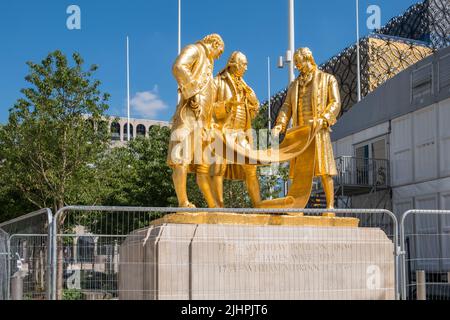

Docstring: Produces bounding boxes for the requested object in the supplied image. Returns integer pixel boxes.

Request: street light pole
[288,0,295,84]
[278,0,296,84]
[177,0,182,104]
[277,0,295,197]
[126,36,130,142]
[267,57,272,132]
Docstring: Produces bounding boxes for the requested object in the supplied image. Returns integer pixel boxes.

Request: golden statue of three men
[168,34,341,216]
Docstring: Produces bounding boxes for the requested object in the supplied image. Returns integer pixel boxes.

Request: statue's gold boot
[255,196,297,210]
[322,211,336,218]
[179,201,196,209]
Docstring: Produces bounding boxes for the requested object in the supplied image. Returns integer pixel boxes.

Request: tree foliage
[96,126,176,208]
[0,51,110,215]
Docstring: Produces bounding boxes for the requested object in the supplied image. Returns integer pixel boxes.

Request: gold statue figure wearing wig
[211,51,262,208]
[168,34,225,209]
[273,47,341,215]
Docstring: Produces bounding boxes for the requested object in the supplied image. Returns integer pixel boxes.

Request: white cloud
[130,86,168,118]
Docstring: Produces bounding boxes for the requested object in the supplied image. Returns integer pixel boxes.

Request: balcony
[335,156,390,192]
[312,156,391,200]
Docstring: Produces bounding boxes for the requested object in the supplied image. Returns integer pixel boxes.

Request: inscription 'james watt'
[216,242,355,263]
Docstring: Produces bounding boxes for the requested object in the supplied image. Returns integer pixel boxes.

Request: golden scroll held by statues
[213,124,320,209]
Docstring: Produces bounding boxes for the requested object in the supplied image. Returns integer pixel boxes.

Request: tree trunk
[56,239,64,300]
[55,200,65,300]
[32,246,45,298]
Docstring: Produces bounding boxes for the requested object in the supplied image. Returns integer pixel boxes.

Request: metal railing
[51,206,400,300]
[335,156,390,188]
[400,210,450,300]
[0,228,7,300]
[15,205,450,300]
[0,209,53,300]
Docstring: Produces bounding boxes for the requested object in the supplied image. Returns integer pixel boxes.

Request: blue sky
[0,0,419,124]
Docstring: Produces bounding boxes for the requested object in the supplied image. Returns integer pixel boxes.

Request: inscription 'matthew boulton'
[216,242,356,264]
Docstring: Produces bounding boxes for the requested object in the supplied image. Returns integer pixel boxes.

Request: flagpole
[283,0,295,198]
[127,36,131,141]
[356,0,362,102]
[178,0,181,55]
[267,57,272,132]
[288,0,295,84]
[268,56,274,198]
[177,0,181,103]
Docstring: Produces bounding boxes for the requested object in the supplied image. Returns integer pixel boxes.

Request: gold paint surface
[168,44,342,211]
[272,48,341,209]
[151,212,360,228]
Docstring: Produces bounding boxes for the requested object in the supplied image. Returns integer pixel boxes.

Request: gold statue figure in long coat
[167,34,225,208]
[211,51,262,208]
[273,47,341,214]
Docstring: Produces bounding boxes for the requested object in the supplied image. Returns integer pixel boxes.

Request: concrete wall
[391,97,450,209]
[332,96,450,212]
[332,122,390,159]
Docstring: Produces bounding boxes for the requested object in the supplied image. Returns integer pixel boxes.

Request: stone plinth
[119,217,395,300]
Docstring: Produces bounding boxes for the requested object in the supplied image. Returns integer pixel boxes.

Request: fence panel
[53,206,399,300]
[0,228,7,300]
[8,234,51,300]
[400,210,450,300]
[0,209,53,300]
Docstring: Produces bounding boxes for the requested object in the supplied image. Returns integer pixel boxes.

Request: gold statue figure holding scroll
[211,51,262,208]
[167,38,341,214]
[168,34,225,209]
[272,47,341,214]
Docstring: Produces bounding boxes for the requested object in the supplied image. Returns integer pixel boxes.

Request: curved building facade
[108,117,170,145]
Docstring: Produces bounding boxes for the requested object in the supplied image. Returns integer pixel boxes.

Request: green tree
[253,101,270,132]
[253,101,290,201]
[98,126,176,208]
[75,126,177,235]
[0,136,35,222]
[222,180,251,208]
[94,125,210,211]
[0,51,110,215]
[0,51,111,299]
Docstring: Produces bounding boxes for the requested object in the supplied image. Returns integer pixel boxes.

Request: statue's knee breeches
[243,165,258,178]
[212,163,227,177]
[195,164,211,176]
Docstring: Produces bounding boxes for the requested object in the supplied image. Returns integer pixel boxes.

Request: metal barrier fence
[400,210,450,300]
[3,206,450,301]
[52,206,400,300]
[0,228,7,300]
[0,209,53,300]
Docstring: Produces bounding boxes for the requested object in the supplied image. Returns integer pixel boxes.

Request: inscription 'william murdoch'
[218,263,353,273]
